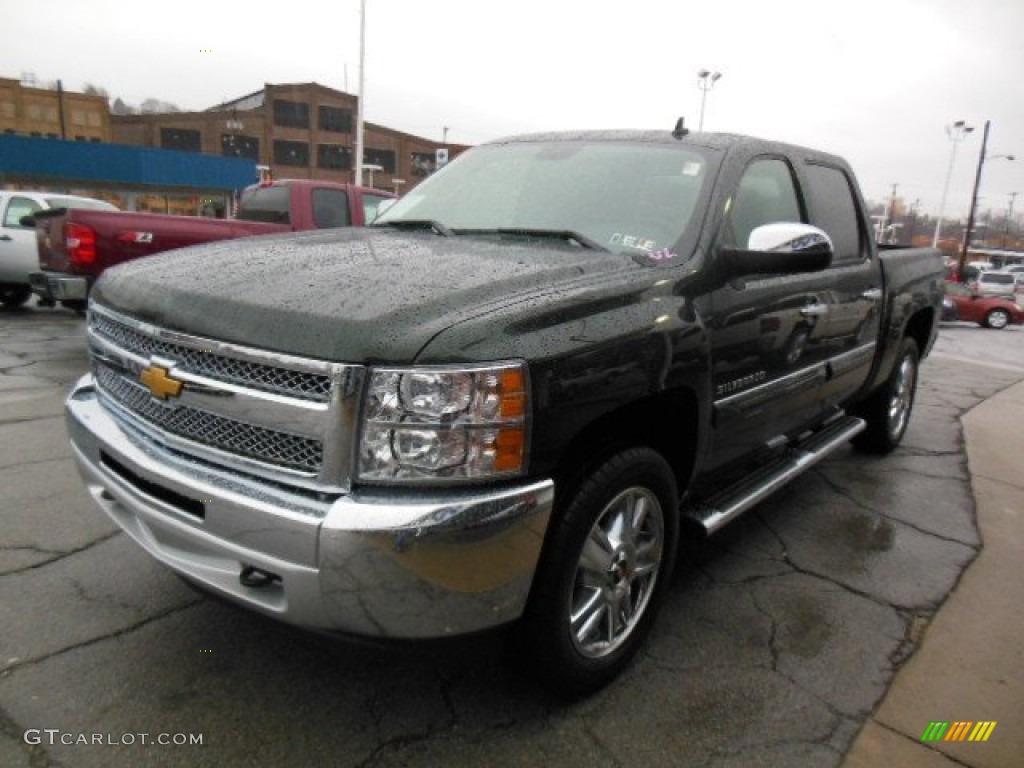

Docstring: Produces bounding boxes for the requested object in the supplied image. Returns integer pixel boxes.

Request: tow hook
[239,565,280,588]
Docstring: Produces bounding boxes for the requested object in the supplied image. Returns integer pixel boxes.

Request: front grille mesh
[91,312,332,402]
[94,364,323,473]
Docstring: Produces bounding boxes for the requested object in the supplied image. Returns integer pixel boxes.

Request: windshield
[375,141,712,257]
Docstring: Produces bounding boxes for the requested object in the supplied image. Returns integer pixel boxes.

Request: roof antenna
[672,117,689,140]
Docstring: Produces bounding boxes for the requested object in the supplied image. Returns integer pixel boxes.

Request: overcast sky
[5,0,1023,219]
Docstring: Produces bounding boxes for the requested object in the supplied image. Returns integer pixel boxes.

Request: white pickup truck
[0,190,117,307]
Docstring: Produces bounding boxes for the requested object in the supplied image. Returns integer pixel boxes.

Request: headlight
[357,362,528,483]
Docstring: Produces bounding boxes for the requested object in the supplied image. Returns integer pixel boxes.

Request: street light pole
[696,70,722,132]
[354,0,367,187]
[932,120,974,248]
[1004,192,1019,249]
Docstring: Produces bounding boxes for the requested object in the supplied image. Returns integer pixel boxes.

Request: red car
[942,284,1024,329]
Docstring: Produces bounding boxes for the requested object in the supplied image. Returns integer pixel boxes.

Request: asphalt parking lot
[1,304,1022,768]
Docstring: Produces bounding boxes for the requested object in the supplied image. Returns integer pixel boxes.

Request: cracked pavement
[1,305,1021,767]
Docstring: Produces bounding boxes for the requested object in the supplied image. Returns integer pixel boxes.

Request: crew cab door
[708,154,876,468]
[799,162,882,410]
[0,195,43,283]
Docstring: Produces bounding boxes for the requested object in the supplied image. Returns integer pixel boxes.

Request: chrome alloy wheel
[888,353,916,440]
[569,486,665,659]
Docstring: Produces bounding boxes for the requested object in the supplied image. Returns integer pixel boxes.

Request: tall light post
[354,0,367,186]
[1004,192,1019,249]
[932,120,974,248]
[959,119,1015,275]
[696,70,722,132]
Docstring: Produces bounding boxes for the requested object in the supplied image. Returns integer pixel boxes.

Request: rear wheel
[853,337,919,454]
[984,308,1011,329]
[0,285,31,308]
[518,447,678,696]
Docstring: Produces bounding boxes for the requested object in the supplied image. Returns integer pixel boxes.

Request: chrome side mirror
[722,222,834,278]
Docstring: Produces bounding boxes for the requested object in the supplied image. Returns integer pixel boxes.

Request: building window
[365,148,396,174]
[273,140,310,167]
[317,144,351,170]
[318,105,352,133]
[46,133,58,139]
[273,99,310,129]
[0,102,15,119]
[87,112,101,127]
[221,134,260,160]
[70,109,86,126]
[27,105,43,121]
[411,152,437,178]
[45,107,58,122]
[160,127,202,152]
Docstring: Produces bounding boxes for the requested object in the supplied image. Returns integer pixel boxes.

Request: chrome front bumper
[66,374,555,638]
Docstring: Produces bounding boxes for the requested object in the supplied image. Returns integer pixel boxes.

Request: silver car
[972,270,1017,298]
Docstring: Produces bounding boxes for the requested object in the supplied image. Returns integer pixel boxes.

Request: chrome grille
[94,363,323,474]
[91,311,332,402]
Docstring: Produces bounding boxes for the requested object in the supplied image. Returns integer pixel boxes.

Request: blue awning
[0,134,257,190]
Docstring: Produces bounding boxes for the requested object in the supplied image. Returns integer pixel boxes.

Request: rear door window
[312,188,351,228]
[803,164,867,265]
[236,186,292,224]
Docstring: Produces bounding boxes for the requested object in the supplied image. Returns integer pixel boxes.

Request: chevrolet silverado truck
[30,179,394,310]
[65,129,943,694]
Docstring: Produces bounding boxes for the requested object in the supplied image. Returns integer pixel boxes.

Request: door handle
[800,303,829,317]
[861,288,883,301]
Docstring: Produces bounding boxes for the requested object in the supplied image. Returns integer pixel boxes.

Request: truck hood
[92,228,635,363]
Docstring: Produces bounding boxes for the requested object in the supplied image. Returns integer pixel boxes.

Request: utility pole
[56,79,67,140]
[959,120,990,277]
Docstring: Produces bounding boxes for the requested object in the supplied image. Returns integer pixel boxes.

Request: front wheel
[853,337,919,454]
[984,308,1011,329]
[518,447,679,696]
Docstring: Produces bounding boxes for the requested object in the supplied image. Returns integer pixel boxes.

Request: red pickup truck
[30,179,395,310]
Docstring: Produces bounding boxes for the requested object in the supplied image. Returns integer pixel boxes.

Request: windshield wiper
[457,228,608,252]
[375,219,454,237]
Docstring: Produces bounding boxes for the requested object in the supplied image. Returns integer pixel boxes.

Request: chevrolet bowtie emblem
[139,365,184,400]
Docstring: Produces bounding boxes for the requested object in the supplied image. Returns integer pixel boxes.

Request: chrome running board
[686,415,866,535]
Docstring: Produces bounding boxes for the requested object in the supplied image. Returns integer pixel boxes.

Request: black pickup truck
[66,128,943,694]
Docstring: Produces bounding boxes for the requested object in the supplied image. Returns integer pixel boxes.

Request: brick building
[0,77,110,143]
[111,82,466,194]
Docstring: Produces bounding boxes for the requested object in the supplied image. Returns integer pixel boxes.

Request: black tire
[0,285,32,308]
[853,336,919,454]
[984,308,1011,330]
[518,447,679,696]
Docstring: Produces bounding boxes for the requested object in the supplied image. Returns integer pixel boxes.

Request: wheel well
[903,307,935,353]
[552,388,699,505]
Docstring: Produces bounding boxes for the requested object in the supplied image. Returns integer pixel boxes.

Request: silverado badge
[139,365,184,400]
